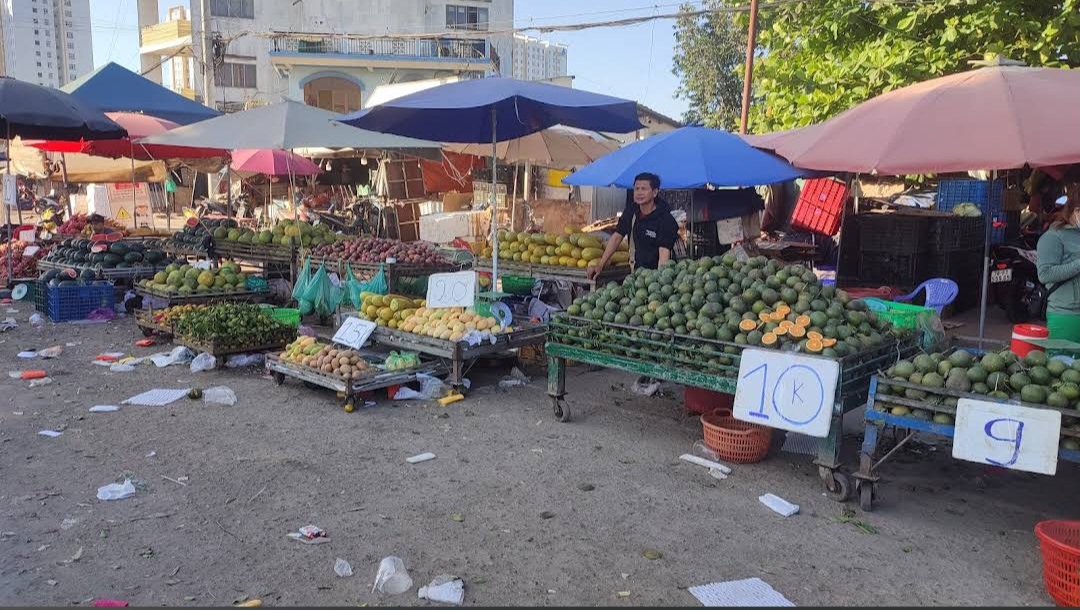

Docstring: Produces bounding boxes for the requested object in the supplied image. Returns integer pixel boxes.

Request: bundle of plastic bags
[293,258,315,315]
[301,262,345,318]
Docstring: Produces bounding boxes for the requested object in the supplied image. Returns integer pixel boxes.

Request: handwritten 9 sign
[733,349,839,438]
[953,398,1061,475]
[426,271,476,309]
[332,316,377,350]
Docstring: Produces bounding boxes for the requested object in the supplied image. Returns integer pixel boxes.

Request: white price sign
[953,398,1061,475]
[733,349,839,438]
[332,316,377,350]
[2,174,17,208]
[425,270,476,309]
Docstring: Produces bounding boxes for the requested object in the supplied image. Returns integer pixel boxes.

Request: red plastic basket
[1035,520,1079,607]
[700,409,772,464]
[791,178,847,236]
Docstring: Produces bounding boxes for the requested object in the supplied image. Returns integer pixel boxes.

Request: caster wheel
[825,471,852,502]
[343,403,355,413]
[273,372,285,386]
[303,381,320,390]
[859,482,875,512]
[551,396,571,422]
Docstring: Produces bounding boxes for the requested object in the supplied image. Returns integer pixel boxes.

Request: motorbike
[991,229,1043,323]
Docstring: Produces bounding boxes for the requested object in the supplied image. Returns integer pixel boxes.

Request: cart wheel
[824,471,852,502]
[273,372,285,386]
[551,396,571,422]
[858,481,875,512]
[303,381,320,390]
[343,402,355,413]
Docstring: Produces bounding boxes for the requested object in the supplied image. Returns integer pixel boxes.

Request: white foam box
[419,211,489,244]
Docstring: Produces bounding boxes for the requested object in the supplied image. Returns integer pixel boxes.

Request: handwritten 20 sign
[733,349,839,438]
[953,398,1061,475]
[426,271,476,309]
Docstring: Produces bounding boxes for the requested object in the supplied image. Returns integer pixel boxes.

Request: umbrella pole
[130,141,138,229]
[491,107,499,287]
[6,128,13,286]
[59,153,72,219]
[977,171,996,340]
[511,163,519,232]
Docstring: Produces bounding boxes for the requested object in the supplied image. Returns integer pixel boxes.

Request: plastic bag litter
[203,386,236,406]
[39,345,63,359]
[372,556,413,595]
[334,558,353,578]
[28,377,53,388]
[189,352,217,372]
[96,479,135,501]
[292,257,313,304]
[393,374,450,401]
[418,575,464,605]
[225,353,264,368]
[384,351,420,371]
[150,346,194,368]
[87,307,116,321]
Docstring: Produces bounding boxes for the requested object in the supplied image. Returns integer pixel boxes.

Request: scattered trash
[28,377,53,388]
[450,513,465,522]
[437,392,464,406]
[29,313,43,328]
[89,405,120,413]
[109,363,137,373]
[630,377,660,396]
[418,575,464,605]
[679,453,733,479]
[287,525,329,544]
[498,367,530,389]
[96,479,136,501]
[394,374,450,400]
[149,346,194,368]
[9,369,46,379]
[121,388,192,407]
[60,517,78,530]
[578,483,595,492]
[235,600,262,607]
[17,351,37,358]
[372,556,413,595]
[616,591,630,598]
[334,558,353,578]
[539,511,555,520]
[190,352,217,373]
[64,546,84,564]
[406,452,436,464]
[759,493,800,517]
[225,353,264,368]
[39,345,63,358]
[38,430,63,438]
[641,549,663,560]
[92,600,130,608]
[134,339,155,348]
[834,509,878,534]
[95,353,125,363]
[86,307,116,321]
[146,451,156,458]
[688,577,794,607]
[203,386,237,406]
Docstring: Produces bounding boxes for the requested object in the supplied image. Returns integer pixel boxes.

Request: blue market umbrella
[341,77,642,280]
[1,77,126,285]
[563,126,806,189]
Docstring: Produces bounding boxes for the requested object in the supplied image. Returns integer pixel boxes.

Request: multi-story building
[137,0,514,113]
[510,33,567,81]
[0,0,93,87]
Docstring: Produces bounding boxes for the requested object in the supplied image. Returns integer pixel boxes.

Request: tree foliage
[737,0,1080,133]
[672,1,746,130]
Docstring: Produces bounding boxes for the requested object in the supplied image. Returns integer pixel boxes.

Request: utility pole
[198,0,214,108]
[738,0,759,134]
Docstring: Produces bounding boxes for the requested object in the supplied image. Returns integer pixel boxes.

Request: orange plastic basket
[700,409,772,464]
[1035,520,1079,607]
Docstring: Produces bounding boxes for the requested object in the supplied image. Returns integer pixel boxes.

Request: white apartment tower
[0,0,94,87]
[137,0,515,112]
[511,33,568,81]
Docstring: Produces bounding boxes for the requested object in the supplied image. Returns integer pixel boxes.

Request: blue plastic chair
[893,279,959,313]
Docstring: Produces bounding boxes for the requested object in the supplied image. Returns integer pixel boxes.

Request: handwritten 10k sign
[952,398,1061,475]
[426,271,477,309]
[733,349,839,438]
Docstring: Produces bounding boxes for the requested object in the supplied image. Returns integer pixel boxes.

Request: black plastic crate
[857,251,927,289]
[858,214,930,254]
[928,216,986,251]
[925,246,983,280]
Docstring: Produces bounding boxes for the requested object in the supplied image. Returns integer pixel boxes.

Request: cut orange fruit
[761,332,778,346]
[758,312,772,322]
[821,337,837,347]
[738,319,758,332]
[795,315,812,327]
[773,325,788,336]
[805,338,824,353]
[788,325,807,338]
[807,331,823,341]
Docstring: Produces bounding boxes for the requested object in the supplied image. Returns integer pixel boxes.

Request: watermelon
[102,253,122,267]
[108,243,130,256]
[124,251,143,264]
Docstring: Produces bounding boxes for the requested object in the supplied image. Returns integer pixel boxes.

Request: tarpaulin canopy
[564,126,806,189]
[445,125,621,169]
[62,62,220,126]
[9,137,166,183]
[26,112,226,160]
[0,76,126,141]
[140,100,442,151]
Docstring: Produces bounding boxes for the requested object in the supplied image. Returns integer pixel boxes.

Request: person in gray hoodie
[1036,186,1080,342]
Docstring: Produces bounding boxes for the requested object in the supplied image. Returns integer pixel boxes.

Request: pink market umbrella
[230,149,322,176]
[25,111,226,159]
[769,63,1080,175]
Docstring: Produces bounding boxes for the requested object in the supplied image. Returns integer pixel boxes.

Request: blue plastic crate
[42,281,116,322]
[936,179,1005,244]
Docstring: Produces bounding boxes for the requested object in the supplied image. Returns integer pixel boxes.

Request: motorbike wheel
[1004,269,1037,323]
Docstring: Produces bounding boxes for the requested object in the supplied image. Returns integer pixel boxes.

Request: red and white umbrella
[230,149,322,176]
[26,111,225,160]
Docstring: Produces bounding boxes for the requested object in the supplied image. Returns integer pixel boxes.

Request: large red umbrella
[26,111,225,159]
[765,64,1080,174]
[230,149,322,176]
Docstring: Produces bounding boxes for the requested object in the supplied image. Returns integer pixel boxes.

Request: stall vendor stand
[471,257,630,292]
[266,353,445,412]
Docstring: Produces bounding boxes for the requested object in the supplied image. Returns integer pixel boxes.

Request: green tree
[672,1,746,130]
[737,0,1080,133]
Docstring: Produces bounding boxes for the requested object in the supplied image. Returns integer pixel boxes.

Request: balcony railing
[140,20,192,47]
[269,35,491,63]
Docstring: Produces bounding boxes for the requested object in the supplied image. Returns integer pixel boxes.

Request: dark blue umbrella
[341,77,642,279]
[0,76,126,141]
[563,126,807,189]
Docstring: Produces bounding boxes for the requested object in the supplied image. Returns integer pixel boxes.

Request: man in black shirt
[588,172,678,396]
[588,172,679,277]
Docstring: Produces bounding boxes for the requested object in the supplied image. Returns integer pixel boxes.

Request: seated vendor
[82,213,119,238]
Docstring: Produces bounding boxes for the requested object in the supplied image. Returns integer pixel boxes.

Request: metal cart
[545,315,919,500]
[473,258,631,291]
[266,353,444,411]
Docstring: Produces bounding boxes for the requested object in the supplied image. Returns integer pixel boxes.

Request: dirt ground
[0,300,1075,607]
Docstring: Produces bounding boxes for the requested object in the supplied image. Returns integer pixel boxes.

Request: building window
[68,52,74,59]
[66,32,72,39]
[65,10,72,17]
[69,63,76,70]
[67,42,74,49]
[35,40,40,46]
[215,62,256,88]
[36,61,42,67]
[38,72,43,77]
[446,5,488,30]
[210,0,254,19]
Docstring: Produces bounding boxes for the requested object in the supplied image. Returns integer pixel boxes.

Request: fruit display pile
[150,304,206,330]
[173,302,294,349]
[480,229,629,269]
[0,241,51,281]
[279,337,373,380]
[44,238,172,271]
[359,293,424,329]
[165,219,230,252]
[138,262,252,296]
[357,292,512,342]
[58,213,128,236]
[563,255,903,357]
[310,237,448,265]
[878,348,1080,434]
[215,219,343,249]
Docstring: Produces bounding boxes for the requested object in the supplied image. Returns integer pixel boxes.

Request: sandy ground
[0,300,1075,607]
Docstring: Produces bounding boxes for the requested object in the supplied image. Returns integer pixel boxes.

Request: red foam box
[791,178,847,236]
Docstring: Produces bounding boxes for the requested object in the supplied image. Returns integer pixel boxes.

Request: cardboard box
[442,192,473,213]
